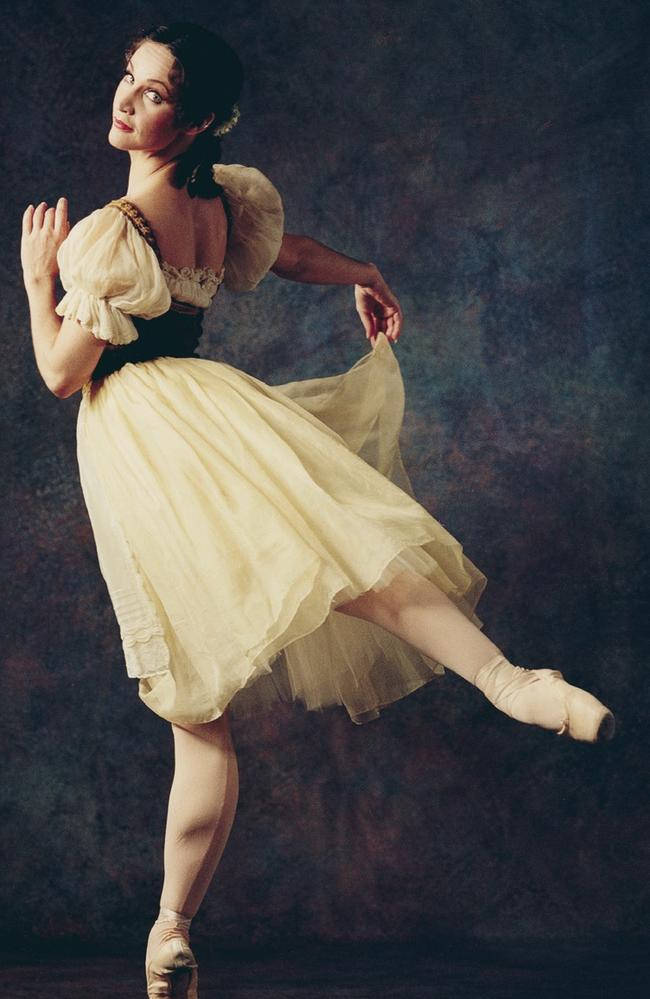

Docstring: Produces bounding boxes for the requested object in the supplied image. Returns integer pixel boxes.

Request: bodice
[90,197,230,381]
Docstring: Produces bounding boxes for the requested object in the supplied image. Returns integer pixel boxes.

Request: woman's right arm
[21,201,106,398]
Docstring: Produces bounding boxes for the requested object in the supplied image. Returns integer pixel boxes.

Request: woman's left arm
[270,233,404,344]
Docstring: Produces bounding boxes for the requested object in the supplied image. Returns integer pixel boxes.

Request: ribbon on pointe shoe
[156,906,193,931]
[472,653,615,741]
[146,908,198,998]
[472,653,569,734]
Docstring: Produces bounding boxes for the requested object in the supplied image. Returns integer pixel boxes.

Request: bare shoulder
[125,187,228,272]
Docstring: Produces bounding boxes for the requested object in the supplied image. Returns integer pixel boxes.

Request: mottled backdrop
[1,0,648,958]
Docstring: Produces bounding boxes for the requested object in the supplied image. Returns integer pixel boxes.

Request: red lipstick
[113,117,133,132]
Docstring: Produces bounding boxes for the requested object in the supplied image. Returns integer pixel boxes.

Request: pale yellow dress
[55,163,488,726]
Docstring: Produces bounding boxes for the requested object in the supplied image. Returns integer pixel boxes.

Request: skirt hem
[137,528,488,727]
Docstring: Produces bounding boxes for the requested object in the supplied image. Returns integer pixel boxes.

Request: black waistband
[91,304,205,381]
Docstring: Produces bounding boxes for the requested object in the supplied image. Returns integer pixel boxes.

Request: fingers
[355,281,405,347]
[377,308,402,344]
[22,204,34,236]
[369,310,378,343]
[388,310,402,342]
[23,198,69,233]
[33,201,47,227]
[54,196,68,236]
[367,284,403,343]
[358,306,374,342]
[363,308,403,347]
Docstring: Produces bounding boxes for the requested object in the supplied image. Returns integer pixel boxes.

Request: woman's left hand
[21,198,70,289]
[354,270,404,346]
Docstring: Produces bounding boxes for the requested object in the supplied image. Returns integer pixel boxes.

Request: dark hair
[124,21,245,199]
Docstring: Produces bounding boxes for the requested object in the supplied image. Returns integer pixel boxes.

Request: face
[110,41,186,151]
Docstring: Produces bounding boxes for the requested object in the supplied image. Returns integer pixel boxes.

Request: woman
[20,21,615,999]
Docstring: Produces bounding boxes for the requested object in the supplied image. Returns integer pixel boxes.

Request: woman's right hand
[354,269,404,345]
[21,198,70,289]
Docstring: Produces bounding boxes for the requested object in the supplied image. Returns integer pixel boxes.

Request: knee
[172,710,234,750]
[335,583,404,632]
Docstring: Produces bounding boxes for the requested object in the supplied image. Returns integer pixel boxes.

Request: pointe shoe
[145,908,199,999]
[473,654,616,743]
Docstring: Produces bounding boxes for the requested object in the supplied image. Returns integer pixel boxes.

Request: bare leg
[146,710,239,966]
[161,711,238,916]
[335,569,614,740]
[335,568,501,682]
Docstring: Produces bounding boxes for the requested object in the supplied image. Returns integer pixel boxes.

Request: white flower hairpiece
[212,103,241,138]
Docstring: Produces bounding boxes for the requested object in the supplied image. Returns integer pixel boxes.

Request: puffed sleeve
[212,163,285,292]
[55,204,172,346]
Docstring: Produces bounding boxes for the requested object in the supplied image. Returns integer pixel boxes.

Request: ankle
[157,905,193,930]
[472,653,567,730]
[472,653,513,696]
[147,906,193,959]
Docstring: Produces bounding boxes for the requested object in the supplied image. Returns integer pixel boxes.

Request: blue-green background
[2,0,648,954]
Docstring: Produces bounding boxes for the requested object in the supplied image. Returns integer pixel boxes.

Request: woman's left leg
[335,569,615,740]
[159,712,239,917]
[145,710,239,990]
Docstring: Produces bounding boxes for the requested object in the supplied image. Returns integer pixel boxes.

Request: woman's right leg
[335,569,615,741]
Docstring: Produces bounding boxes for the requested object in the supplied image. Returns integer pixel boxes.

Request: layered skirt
[76,333,487,725]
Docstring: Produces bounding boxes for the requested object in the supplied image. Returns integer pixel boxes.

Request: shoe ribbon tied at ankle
[473,655,568,734]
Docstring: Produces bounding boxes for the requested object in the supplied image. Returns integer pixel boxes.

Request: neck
[125,133,193,198]
[125,152,176,198]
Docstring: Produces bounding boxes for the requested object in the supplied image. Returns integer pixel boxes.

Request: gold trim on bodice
[107,198,162,262]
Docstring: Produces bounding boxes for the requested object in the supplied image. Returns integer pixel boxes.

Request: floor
[0,937,645,998]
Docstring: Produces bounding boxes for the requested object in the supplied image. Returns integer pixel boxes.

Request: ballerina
[20,20,615,999]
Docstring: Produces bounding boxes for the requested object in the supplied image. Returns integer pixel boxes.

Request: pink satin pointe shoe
[145,907,199,999]
[473,653,616,743]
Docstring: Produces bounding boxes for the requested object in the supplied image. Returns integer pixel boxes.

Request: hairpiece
[212,103,240,138]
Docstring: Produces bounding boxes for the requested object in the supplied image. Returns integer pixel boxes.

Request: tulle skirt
[76,333,488,725]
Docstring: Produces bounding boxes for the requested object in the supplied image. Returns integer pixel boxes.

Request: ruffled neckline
[161,259,225,289]
[160,259,226,308]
